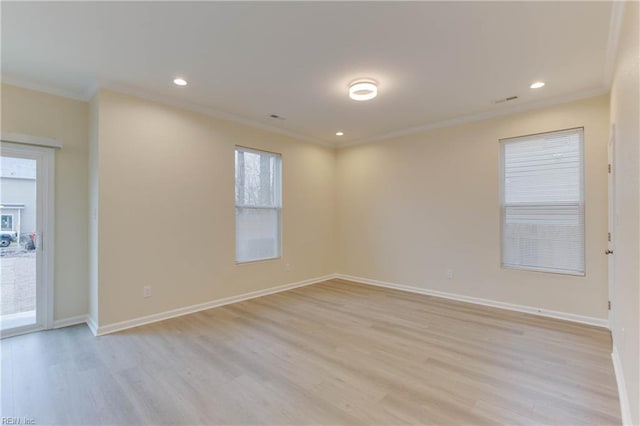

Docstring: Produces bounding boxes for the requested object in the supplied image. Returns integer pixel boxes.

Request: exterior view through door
[0,141,54,337]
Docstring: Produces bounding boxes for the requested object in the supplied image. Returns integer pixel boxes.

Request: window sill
[502,264,585,277]
[236,256,281,265]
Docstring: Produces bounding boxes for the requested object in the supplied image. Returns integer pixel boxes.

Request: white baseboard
[2,315,88,339]
[84,272,608,335]
[335,274,609,329]
[53,315,88,329]
[612,345,633,425]
[95,274,338,336]
[86,316,98,336]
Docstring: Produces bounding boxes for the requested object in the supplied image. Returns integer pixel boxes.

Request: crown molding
[96,81,335,148]
[1,74,88,101]
[1,75,335,148]
[340,86,609,148]
[3,75,609,151]
[81,80,100,102]
[603,1,627,89]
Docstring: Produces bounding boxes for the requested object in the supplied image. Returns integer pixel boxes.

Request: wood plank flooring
[1,279,622,425]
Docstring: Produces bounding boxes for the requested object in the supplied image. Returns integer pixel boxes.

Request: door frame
[0,142,55,337]
[607,124,616,328]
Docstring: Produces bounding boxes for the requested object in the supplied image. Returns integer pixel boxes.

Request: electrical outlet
[143,286,151,298]
[446,269,454,279]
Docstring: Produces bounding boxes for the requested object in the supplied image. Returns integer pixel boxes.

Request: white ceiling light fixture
[336,131,344,136]
[173,77,188,86]
[530,81,545,89]
[349,79,377,101]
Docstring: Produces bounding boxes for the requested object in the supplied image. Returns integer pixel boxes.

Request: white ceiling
[2,1,616,146]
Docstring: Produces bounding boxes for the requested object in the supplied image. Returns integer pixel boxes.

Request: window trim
[1,214,14,231]
[234,146,283,264]
[499,127,586,276]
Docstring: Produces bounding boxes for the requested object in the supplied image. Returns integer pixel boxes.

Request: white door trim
[607,124,616,327]
[0,142,55,337]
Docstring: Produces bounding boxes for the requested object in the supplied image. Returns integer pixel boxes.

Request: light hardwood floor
[1,279,622,425]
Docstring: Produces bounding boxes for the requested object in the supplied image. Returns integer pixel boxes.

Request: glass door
[0,142,54,337]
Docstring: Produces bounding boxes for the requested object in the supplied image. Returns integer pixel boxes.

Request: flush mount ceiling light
[336,131,344,136]
[349,79,377,101]
[530,81,545,89]
[173,78,188,86]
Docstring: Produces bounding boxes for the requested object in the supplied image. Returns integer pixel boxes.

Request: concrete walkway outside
[1,251,36,316]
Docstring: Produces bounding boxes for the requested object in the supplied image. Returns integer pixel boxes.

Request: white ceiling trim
[340,86,609,148]
[1,74,87,102]
[2,75,333,148]
[81,81,100,103]
[3,76,609,150]
[94,81,334,148]
[603,1,627,88]
[2,1,614,149]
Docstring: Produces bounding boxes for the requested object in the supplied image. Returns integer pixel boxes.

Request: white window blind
[501,128,585,275]
[235,147,282,263]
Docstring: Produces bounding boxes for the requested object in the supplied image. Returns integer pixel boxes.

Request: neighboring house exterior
[0,157,36,244]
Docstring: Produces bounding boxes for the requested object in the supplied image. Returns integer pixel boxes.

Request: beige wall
[610,1,639,423]
[1,77,623,396]
[92,89,337,326]
[337,95,610,319]
[0,84,615,335]
[1,84,89,321]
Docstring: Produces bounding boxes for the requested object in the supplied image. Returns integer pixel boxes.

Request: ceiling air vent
[494,96,518,104]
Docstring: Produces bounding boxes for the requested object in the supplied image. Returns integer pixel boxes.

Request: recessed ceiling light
[349,79,377,101]
[530,81,545,89]
[336,131,344,136]
[173,78,188,86]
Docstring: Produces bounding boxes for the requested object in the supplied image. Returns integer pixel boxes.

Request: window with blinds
[500,128,585,275]
[235,147,282,263]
